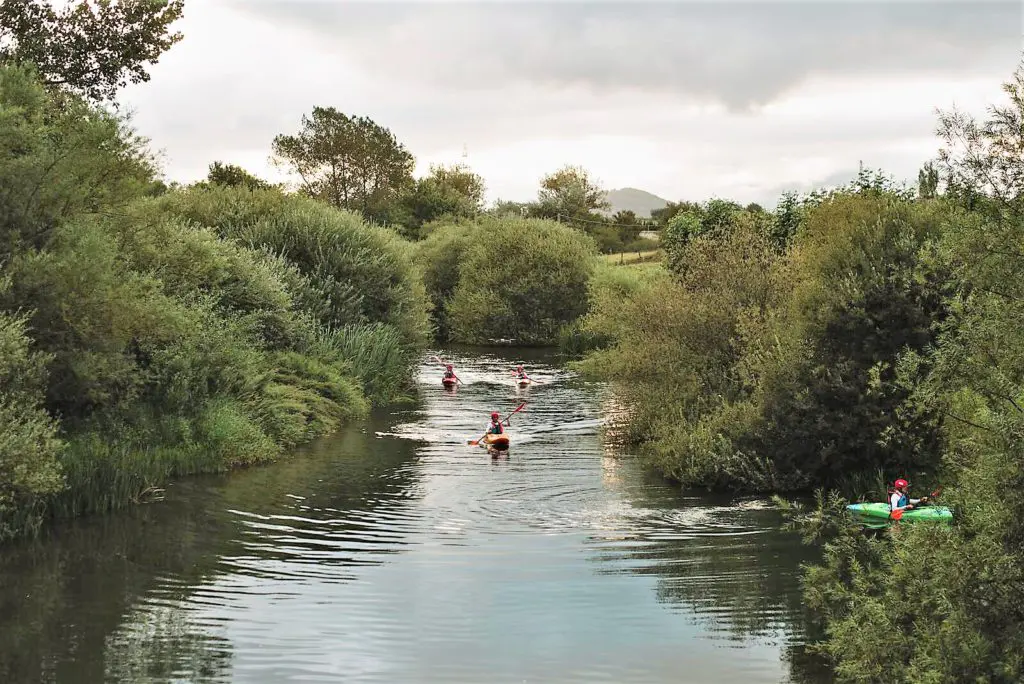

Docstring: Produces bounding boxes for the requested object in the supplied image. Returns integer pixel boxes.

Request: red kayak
[442,377,457,387]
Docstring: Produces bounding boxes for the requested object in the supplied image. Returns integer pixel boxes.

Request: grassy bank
[600,249,661,265]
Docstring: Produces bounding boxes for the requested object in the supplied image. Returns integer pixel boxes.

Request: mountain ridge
[602,187,670,217]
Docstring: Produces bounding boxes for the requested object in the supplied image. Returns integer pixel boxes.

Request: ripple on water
[68,351,821,684]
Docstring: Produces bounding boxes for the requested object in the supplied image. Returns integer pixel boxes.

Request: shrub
[0,312,64,542]
[420,216,596,345]
[140,186,430,343]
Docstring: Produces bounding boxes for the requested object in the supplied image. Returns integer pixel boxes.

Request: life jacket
[444,369,455,379]
[516,370,527,379]
[488,420,504,434]
[888,489,908,509]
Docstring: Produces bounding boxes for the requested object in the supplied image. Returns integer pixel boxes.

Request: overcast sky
[120,0,1023,207]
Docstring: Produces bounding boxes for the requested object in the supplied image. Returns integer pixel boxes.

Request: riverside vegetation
[4,1,1024,681]
[569,62,1024,683]
[0,0,604,542]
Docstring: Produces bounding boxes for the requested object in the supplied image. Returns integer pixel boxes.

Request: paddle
[468,402,527,445]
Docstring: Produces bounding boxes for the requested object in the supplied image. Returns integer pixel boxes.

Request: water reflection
[586,461,819,644]
[0,347,829,683]
[0,412,424,682]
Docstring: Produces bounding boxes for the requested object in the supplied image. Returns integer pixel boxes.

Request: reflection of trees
[0,419,423,682]
[104,604,233,683]
[0,497,235,682]
[588,452,820,643]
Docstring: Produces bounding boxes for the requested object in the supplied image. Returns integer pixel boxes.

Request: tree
[400,163,485,238]
[0,0,184,102]
[488,199,531,218]
[423,163,484,208]
[271,107,415,223]
[534,165,610,222]
[651,200,700,227]
[202,161,271,191]
[612,209,638,225]
[917,161,939,199]
[769,191,804,249]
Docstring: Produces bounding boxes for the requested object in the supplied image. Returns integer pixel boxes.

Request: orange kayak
[483,433,510,449]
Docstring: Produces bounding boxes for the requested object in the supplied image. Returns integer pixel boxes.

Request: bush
[0,66,427,543]
[419,216,597,345]
[577,192,948,492]
[140,186,430,343]
[0,312,64,542]
[0,65,155,258]
[416,220,476,341]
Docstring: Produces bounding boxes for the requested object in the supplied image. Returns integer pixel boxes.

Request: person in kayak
[486,411,505,435]
[512,365,529,380]
[889,478,930,512]
[443,364,457,382]
[473,411,507,449]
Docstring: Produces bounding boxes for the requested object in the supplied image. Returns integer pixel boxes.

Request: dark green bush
[419,216,596,345]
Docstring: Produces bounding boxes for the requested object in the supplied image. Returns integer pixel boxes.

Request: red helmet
[894,479,908,489]
[446,364,453,370]
[491,411,500,419]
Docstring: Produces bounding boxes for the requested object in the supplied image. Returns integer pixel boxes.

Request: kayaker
[474,411,507,447]
[487,411,506,435]
[443,364,457,381]
[889,478,929,512]
[512,365,529,380]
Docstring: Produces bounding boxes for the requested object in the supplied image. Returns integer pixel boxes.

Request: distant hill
[602,187,670,218]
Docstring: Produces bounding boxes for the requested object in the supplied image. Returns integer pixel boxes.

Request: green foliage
[917,162,939,200]
[398,163,485,239]
[0,311,64,541]
[201,161,272,190]
[797,62,1024,683]
[0,0,184,102]
[533,164,610,221]
[417,220,475,340]
[0,64,156,255]
[271,107,415,223]
[561,261,669,356]
[0,66,426,544]
[580,191,948,493]
[140,185,430,343]
[419,216,597,345]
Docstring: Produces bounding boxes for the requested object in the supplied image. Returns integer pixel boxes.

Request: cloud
[120,1,1022,206]
[229,0,1021,110]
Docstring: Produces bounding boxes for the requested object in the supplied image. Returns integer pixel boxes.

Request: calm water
[0,348,828,683]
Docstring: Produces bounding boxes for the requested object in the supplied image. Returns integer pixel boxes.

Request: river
[0,348,830,683]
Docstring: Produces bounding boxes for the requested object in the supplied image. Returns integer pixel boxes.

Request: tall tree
[271,107,415,223]
[917,161,939,199]
[534,165,610,222]
[651,200,700,227]
[0,0,184,102]
[401,163,485,238]
[203,161,270,190]
[612,209,638,225]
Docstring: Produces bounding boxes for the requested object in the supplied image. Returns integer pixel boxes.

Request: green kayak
[847,502,952,524]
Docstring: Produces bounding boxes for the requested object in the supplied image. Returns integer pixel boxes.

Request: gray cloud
[230,1,1021,110]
